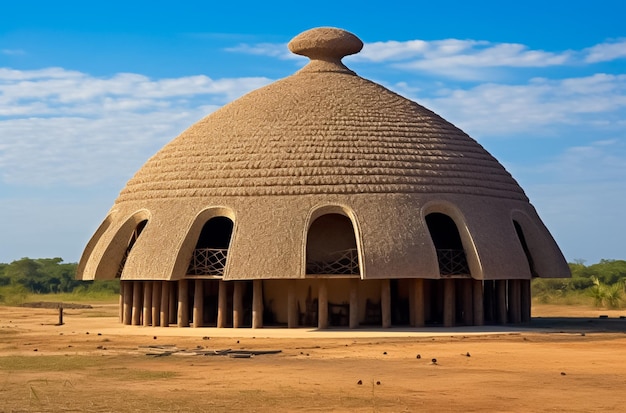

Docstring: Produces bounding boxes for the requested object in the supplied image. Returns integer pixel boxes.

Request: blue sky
[1,0,625,264]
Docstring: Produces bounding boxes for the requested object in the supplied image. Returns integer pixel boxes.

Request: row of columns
[120,278,531,328]
[120,279,264,328]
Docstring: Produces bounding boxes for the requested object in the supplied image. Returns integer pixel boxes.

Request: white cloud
[225,42,297,60]
[354,39,433,62]
[0,68,272,117]
[230,37,626,81]
[414,74,626,137]
[1,49,26,56]
[0,67,83,80]
[584,39,626,63]
[229,38,573,80]
[357,39,571,75]
[0,67,272,188]
[0,113,204,187]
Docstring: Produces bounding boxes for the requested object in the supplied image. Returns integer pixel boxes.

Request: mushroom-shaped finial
[288,27,363,73]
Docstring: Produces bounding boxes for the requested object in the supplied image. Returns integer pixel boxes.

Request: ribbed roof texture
[118,28,527,203]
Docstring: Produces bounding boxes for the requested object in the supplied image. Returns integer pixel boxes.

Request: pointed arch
[303,205,363,277]
[94,210,151,280]
[177,207,236,277]
[425,212,469,276]
[422,201,481,278]
[77,214,113,279]
[117,218,148,278]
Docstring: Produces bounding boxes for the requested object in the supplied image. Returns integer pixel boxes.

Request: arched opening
[187,217,234,276]
[425,213,470,276]
[513,220,538,277]
[306,213,360,275]
[116,219,148,278]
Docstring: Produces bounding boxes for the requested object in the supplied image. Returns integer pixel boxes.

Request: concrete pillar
[508,279,522,324]
[472,278,484,326]
[123,281,132,326]
[484,280,495,323]
[461,278,473,326]
[521,279,532,322]
[151,281,161,327]
[423,280,432,323]
[409,279,416,327]
[252,280,263,328]
[143,281,153,327]
[131,281,142,326]
[233,281,243,328]
[177,279,189,327]
[496,280,508,325]
[160,281,170,327]
[412,278,425,327]
[349,278,359,329]
[169,283,177,325]
[287,281,298,328]
[381,279,391,328]
[119,281,124,323]
[217,280,227,328]
[443,278,455,327]
[193,279,203,328]
[318,279,328,329]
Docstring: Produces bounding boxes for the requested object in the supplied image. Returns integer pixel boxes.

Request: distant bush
[0,284,29,306]
[0,258,119,305]
[532,259,626,309]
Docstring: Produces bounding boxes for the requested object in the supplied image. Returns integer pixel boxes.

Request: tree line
[0,257,119,304]
[532,259,626,308]
[1,257,626,308]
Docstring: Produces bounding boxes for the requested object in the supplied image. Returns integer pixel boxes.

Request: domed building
[77,27,570,329]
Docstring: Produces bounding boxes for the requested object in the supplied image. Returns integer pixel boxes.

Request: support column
[131,281,142,326]
[409,279,415,327]
[461,278,473,326]
[521,279,532,322]
[496,280,507,325]
[169,283,177,325]
[349,278,359,329]
[252,280,263,329]
[508,279,522,324]
[193,279,204,328]
[119,281,124,323]
[123,282,132,326]
[287,281,298,328]
[484,280,495,323]
[151,281,161,327]
[423,280,432,323]
[143,281,153,327]
[160,281,170,327]
[412,278,425,327]
[318,279,328,329]
[217,280,227,328]
[233,281,243,328]
[177,279,189,327]
[443,278,455,327]
[472,279,484,326]
[381,279,391,328]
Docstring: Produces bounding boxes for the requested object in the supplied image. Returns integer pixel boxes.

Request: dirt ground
[1,303,626,412]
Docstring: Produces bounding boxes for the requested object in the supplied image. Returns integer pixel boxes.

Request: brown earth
[1,303,626,412]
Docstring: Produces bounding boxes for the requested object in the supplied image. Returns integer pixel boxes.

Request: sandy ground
[1,303,626,412]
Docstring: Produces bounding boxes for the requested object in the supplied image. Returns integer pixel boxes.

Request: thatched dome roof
[119,29,524,202]
[78,27,569,282]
